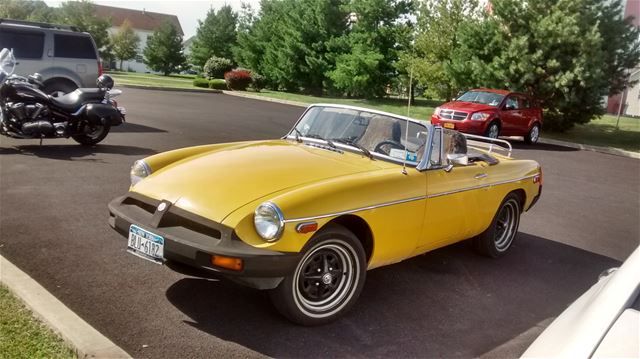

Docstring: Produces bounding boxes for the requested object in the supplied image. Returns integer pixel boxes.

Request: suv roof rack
[462,133,513,158]
[0,18,79,32]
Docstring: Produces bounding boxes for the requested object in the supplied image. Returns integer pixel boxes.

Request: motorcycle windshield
[0,48,16,76]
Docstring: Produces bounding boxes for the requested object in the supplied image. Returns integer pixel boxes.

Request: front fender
[224,167,427,265]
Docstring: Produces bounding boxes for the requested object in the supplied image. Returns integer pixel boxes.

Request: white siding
[108,26,155,73]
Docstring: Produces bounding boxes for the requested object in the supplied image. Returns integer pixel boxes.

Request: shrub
[224,70,252,91]
[193,77,209,88]
[203,56,234,79]
[251,73,266,92]
[208,79,227,90]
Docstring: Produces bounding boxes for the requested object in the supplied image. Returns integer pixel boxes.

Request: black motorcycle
[0,48,125,145]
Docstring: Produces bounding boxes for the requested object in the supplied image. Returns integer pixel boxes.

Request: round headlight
[254,202,284,241]
[130,160,151,186]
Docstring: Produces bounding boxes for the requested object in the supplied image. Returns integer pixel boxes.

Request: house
[606,0,640,117]
[94,4,183,73]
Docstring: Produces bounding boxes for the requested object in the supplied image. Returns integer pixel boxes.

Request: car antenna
[401,67,413,175]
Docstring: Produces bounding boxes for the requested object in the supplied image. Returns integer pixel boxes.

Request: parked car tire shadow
[165,233,618,358]
[0,144,156,161]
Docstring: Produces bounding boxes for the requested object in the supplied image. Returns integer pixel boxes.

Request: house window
[135,54,143,63]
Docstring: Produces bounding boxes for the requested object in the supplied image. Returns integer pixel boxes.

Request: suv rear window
[54,34,96,59]
[0,29,45,59]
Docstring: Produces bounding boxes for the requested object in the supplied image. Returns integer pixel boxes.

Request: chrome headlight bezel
[130,160,151,186]
[254,201,285,242]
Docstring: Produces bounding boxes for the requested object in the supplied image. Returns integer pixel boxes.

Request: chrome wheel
[292,239,360,319]
[487,123,500,139]
[494,198,520,252]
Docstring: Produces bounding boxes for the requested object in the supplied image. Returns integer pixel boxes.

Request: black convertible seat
[50,88,105,112]
[468,151,499,165]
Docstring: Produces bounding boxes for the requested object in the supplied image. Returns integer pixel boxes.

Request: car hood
[440,101,498,113]
[131,140,382,223]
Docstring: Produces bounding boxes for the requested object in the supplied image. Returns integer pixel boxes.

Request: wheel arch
[42,76,79,91]
[509,188,526,209]
[326,214,374,264]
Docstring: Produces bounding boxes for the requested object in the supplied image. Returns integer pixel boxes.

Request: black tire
[71,123,111,145]
[43,80,77,97]
[473,193,522,258]
[269,224,366,326]
[485,121,500,139]
[524,123,540,144]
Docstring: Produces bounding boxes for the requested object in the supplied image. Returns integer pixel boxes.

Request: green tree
[400,0,480,100]
[328,0,415,98]
[234,0,348,94]
[143,22,186,76]
[0,0,54,22]
[448,0,640,130]
[55,1,112,58]
[110,20,140,71]
[190,5,237,67]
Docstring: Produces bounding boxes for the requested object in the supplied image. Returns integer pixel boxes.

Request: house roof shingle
[93,4,183,36]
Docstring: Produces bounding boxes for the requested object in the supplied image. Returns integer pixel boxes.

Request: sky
[43,0,262,39]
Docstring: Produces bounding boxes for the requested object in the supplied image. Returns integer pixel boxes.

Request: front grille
[117,193,227,241]
[440,109,468,121]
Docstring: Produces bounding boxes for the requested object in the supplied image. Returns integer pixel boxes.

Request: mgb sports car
[108,104,542,325]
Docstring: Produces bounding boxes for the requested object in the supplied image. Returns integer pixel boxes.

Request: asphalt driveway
[0,88,637,358]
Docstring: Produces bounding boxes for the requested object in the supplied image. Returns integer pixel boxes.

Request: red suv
[430,89,543,144]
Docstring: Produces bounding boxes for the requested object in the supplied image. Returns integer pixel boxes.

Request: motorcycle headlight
[254,202,284,241]
[130,160,151,186]
[470,112,491,121]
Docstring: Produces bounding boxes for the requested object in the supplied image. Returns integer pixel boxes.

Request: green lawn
[544,115,639,152]
[107,71,218,91]
[0,285,76,358]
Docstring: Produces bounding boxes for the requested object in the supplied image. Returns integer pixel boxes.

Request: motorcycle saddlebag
[84,103,124,126]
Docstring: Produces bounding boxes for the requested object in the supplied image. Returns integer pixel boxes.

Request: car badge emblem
[157,203,167,212]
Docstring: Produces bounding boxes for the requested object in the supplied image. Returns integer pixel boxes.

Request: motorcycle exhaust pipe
[21,121,54,136]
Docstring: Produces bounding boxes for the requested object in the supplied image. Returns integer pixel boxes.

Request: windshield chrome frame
[285,104,430,168]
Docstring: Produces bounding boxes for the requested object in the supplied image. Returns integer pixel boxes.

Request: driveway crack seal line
[0,255,131,359]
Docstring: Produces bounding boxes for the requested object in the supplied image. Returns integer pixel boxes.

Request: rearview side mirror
[447,153,469,167]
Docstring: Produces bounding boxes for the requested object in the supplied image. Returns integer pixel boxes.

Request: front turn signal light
[211,255,243,271]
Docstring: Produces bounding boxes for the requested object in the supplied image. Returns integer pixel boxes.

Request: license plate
[443,122,455,129]
[127,225,164,264]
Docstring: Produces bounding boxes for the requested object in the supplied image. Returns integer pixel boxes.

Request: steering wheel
[374,140,404,155]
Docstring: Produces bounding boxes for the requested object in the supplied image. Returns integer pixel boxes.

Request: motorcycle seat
[50,88,105,112]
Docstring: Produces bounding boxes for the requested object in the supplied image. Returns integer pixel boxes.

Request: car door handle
[474,173,488,179]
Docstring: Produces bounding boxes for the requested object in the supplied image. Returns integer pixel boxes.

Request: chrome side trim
[283,195,427,223]
[283,174,538,222]
[427,174,537,199]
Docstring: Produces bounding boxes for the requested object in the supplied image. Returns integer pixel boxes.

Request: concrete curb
[222,90,307,107]
[537,137,639,159]
[119,83,222,94]
[0,255,131,359]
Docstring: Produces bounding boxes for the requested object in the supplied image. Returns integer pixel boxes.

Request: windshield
[456,91,504,107]
[291,106,428,165]
[0,48,16,76]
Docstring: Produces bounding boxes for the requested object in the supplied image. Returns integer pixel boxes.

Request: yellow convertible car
[108,104,542,325]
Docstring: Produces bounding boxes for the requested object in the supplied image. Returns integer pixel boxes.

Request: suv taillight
[98,60,103,76]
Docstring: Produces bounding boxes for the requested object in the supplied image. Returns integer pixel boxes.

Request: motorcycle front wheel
[72,123,111,145]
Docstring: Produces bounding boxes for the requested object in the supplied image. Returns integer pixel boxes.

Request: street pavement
[0,88,637,358]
